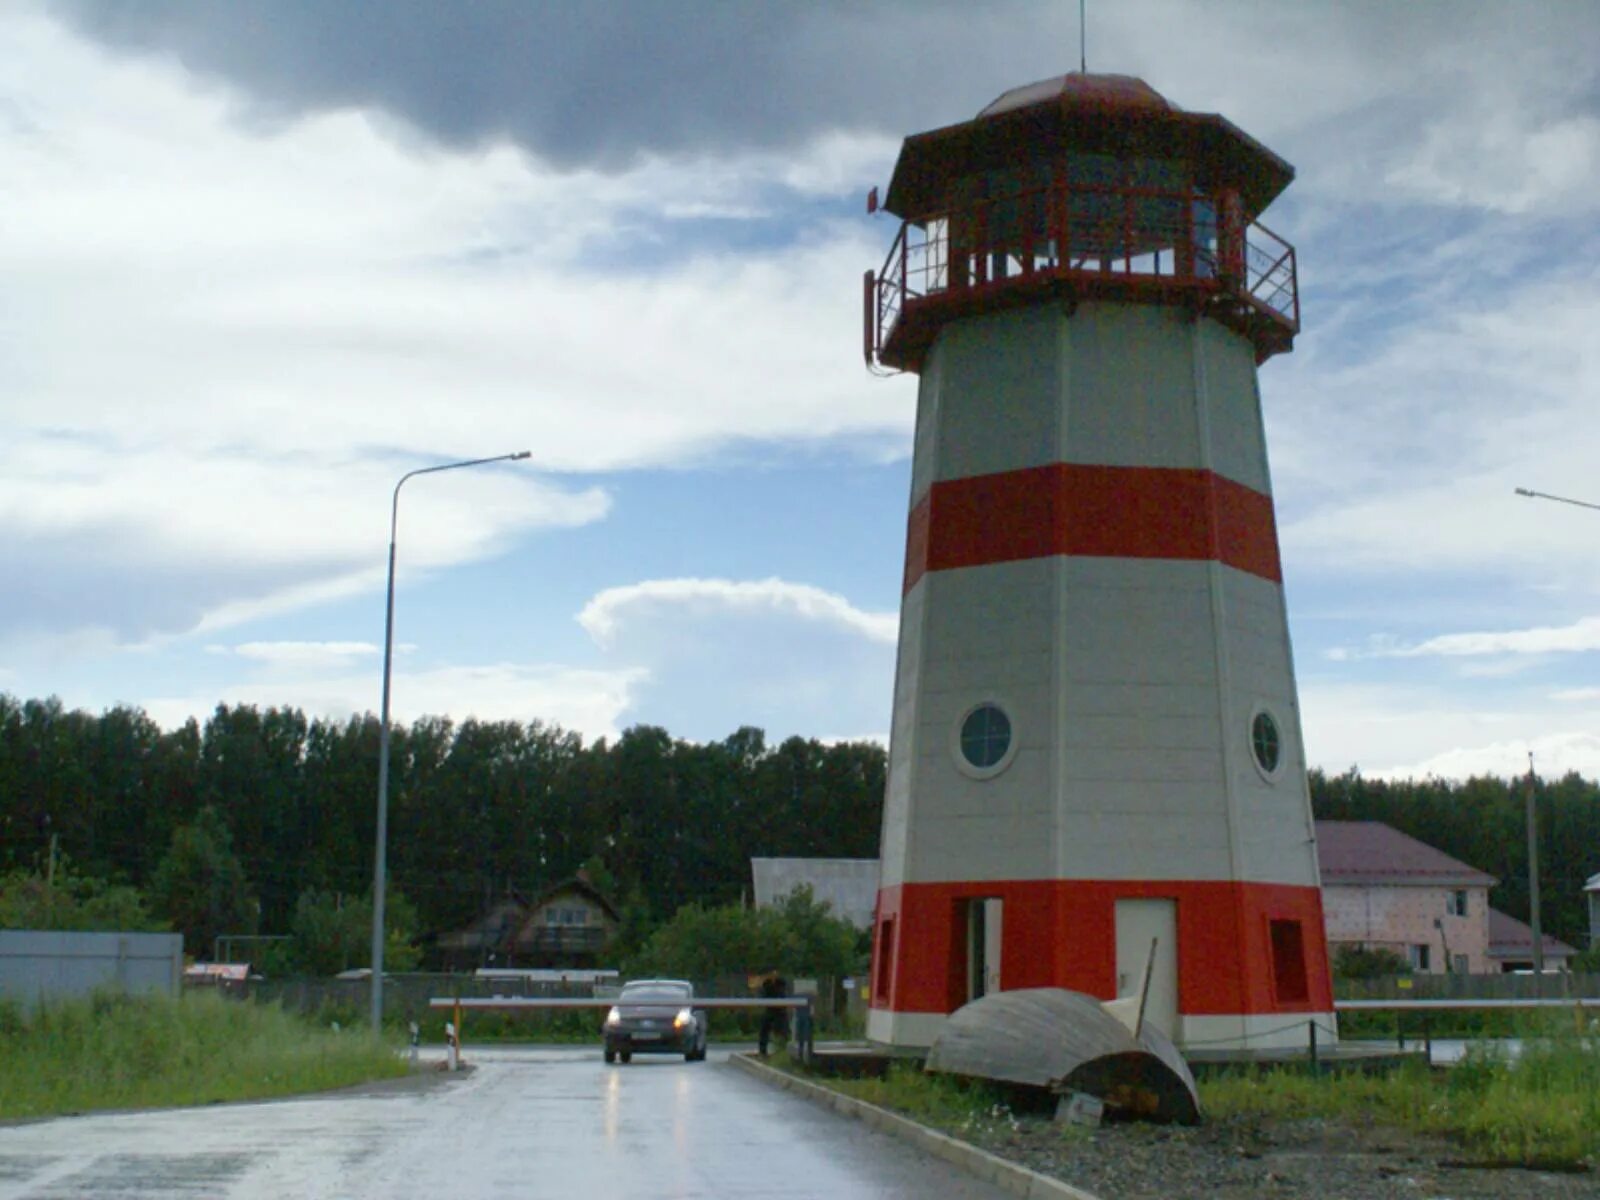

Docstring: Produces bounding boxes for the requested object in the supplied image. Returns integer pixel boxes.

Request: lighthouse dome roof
[978,73,1175,119]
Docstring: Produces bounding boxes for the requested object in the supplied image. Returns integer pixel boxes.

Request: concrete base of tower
[868,1005,1339,1055]
[1178,1012,1338,1054]
[865,1007,947,1049]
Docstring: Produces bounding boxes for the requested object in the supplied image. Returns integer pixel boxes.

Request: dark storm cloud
[48,0,1056,168]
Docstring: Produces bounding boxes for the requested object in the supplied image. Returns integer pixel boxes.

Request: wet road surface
[0,1047,1021,1199]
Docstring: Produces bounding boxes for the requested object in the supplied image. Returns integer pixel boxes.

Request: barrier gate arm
[426,995,817,1062]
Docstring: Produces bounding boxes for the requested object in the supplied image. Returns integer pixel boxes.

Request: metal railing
[869,180,1299,366]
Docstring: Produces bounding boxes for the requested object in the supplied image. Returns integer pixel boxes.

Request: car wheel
[620,1050,632,1064]
[604,1047,616,1064]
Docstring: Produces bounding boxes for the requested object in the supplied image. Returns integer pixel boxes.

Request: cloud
[139,661,646,740]
[1368,731,1600,784]
[43,0,1026,169]
[1552,687,1600,703]
[45,0,1600,219]
[1346,615,1600,661]
[212,640,380,670]
[573,575,897,742]
[1,12,908,647]
[1298,678,1600,782]
[578,577,898,649]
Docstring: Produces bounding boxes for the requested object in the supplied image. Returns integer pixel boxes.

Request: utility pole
[46,833,59,926]
[1525,753,1544,981]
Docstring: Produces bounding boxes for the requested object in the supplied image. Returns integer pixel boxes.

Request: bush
[625,885,862,982]
[1331,945,1411,981]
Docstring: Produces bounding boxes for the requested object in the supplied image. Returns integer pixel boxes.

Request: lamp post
[370,450,530,1031]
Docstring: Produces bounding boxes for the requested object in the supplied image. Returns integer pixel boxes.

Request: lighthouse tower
[864,74,1333,1052]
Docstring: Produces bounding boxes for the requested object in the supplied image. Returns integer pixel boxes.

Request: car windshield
[620,984,689,1003]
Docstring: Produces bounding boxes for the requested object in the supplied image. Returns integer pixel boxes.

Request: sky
[4,0,1599,781]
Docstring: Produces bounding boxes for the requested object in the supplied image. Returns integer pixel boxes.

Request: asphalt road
[0,1047,1020,1199]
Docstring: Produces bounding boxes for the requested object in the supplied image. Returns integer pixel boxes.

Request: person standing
[757,971,788,1056]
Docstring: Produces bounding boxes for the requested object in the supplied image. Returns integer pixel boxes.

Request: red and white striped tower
[863,74,1333,1052]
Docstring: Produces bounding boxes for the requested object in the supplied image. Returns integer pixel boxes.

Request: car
[602,978,708,1063]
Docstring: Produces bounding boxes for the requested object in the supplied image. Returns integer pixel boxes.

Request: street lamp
[370,450,530,1031]
[1514,486,1600,513]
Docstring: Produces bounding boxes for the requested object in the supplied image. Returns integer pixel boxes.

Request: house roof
[1314,821,1497,888]
[1586,872,1600,893]
[750,857,879,930]
[525,875,620,923]
[433,896,528,950]
[1486,907,1578,960]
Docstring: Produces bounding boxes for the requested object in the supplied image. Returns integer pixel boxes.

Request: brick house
[1315,821,1495,974]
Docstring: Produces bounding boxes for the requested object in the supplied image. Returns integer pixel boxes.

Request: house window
[544,906,588,926]
[1447,890,1468,917]
[1409,943,1431,971]
[1269,919,1310,1004]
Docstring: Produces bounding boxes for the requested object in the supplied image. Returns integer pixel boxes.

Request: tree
[625,887,862,983]
[147,806,257,958]
[0,858,164,932]
[270,888,421,976]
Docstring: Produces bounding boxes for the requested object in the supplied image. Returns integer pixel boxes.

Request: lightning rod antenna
[1079,0,1088,73]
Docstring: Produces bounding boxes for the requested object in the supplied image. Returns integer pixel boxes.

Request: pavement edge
[728,1053,1103,1200]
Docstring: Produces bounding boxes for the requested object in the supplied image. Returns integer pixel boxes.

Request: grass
[1202,1031,1600,1168]
[782,1023,1600,1171]
[807,1059,1018,1136]
[0,990,409,1119]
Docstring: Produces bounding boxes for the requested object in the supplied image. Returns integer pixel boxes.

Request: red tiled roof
[1314,821,1497,888]
[1486,907,1577,959]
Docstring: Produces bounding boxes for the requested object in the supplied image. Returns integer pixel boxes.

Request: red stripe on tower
[903,464,1282,594]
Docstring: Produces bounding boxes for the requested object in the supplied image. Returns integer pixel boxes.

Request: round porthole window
[1250,710,1282,778]
[955,703,1014,778]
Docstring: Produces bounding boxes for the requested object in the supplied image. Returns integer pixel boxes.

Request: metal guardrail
[869,180,1298,368]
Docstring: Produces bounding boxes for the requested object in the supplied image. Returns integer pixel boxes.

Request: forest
[1,692,1596,962]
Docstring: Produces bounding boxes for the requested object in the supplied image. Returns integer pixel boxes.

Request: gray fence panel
[0,930,183,1006]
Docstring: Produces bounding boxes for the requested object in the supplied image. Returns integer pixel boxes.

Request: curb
[728,1053,1103,1200]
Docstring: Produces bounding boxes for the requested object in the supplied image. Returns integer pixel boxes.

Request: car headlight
[673,1008,693,1029]
[604,1007,621,1027]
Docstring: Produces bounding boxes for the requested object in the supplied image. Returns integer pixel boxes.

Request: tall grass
[0,991,408,1119]
[1203,1032,1600,1167]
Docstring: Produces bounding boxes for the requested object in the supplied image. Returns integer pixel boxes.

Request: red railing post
[862,269,877,366]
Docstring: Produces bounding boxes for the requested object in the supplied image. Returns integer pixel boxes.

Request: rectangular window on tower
[1268,919,1310,1004]
[874,918,895,1005]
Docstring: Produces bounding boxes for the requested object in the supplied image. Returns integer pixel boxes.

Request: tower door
[965,898,1003,1003]
[1115,899,1178,1038]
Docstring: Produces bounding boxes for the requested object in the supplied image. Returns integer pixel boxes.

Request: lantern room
[865,73,1300,373]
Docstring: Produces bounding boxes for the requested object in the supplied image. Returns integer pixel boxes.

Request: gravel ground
[954,1110,1600,1200]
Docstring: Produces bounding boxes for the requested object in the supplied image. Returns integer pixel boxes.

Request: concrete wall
[0,930,183,1007]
